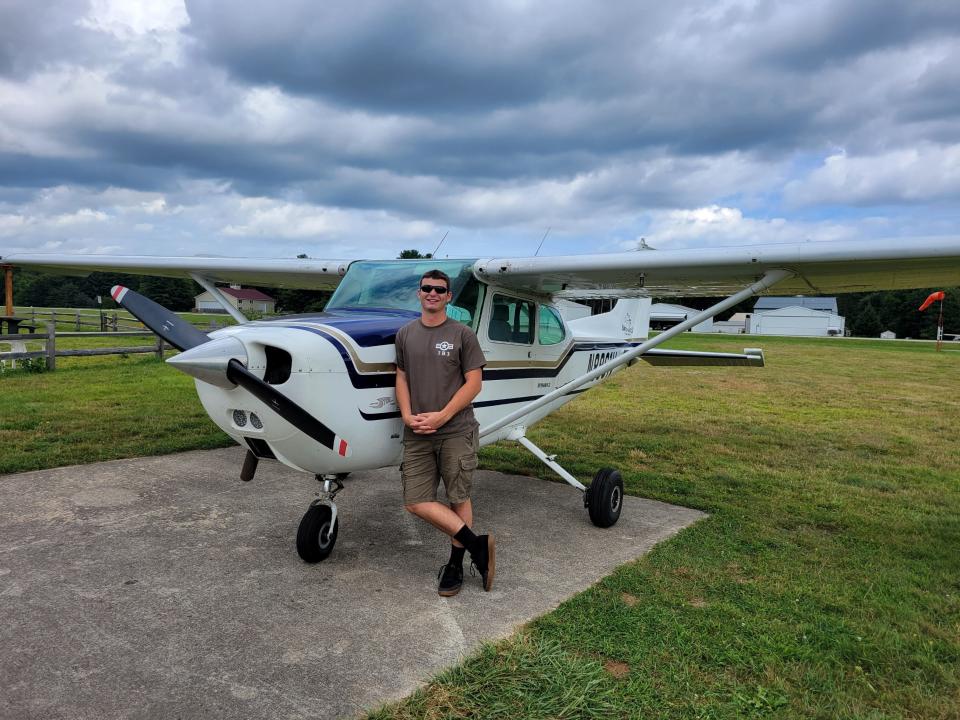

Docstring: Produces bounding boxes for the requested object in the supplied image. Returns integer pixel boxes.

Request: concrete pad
[0,447,705,719]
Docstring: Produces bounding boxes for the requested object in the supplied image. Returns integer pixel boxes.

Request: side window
[489,294,535,344]
[538,305,566,345]
[448,276,486,330]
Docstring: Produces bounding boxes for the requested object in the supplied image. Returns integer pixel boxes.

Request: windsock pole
[937,297,944,352]
[919,291,947,351]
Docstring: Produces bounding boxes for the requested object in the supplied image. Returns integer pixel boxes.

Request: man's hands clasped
[405,411,449,434]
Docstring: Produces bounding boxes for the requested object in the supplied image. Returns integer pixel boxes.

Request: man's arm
[395,368,416,428]
[417,368,482,432]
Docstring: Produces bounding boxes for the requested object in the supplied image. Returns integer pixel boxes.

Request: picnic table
[0,316,38,335]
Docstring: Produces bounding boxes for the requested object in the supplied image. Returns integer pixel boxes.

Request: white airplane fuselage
[190,284,649,477]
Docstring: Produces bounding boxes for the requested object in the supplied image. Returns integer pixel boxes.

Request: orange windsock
[919,291,945,311]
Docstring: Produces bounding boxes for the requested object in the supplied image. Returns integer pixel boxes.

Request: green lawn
[1,333,958,718]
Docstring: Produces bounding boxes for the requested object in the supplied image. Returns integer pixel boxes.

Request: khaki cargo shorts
[401,429,479,506]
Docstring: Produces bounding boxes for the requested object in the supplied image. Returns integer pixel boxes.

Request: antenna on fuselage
[431,231,449,258]
[535,227,551,256]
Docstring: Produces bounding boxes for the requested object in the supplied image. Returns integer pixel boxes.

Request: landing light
[250,413,263,429]
[232,409,248,427]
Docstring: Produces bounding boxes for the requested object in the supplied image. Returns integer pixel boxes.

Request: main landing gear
[584,467,624,527]
[296,474,346,563]
[512,430,624,528]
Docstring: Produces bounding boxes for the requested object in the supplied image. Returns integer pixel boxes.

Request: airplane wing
[4,236,960,297]
[0,254,350,290]
[473,237,960,297]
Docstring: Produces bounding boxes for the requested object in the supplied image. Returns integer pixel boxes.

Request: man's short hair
[420,269,451,290]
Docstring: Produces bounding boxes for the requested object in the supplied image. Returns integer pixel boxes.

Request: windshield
[326,259,485,328]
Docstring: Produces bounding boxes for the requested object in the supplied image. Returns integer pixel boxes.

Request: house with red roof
[194,284,276,314]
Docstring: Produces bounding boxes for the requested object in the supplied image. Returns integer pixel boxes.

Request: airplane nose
[166,336,248,387]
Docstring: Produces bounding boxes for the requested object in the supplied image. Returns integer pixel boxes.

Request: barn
[194,285,276,314]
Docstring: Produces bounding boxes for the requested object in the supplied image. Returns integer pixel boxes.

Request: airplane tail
[567,298,651,341]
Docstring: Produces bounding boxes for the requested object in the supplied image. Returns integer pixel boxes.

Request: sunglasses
[420,284,450,295]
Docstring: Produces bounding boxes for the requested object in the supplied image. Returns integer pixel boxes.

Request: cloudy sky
[1,0,958,260]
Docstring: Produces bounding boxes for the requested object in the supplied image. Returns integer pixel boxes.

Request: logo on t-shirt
[435,340,455,356]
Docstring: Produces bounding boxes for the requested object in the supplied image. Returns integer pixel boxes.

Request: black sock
[454,525,479,553]
[449,545,466,566]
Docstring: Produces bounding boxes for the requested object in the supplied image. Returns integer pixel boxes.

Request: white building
[746,306,845,336]
[712,312,748,334]
[649,303,714,333]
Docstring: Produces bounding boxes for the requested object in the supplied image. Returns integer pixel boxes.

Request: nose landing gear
[297,474,345,563]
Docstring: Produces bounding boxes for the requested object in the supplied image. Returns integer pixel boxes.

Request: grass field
[1,334,958,718]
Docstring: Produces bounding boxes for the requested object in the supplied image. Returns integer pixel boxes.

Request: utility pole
[3,265,13,316]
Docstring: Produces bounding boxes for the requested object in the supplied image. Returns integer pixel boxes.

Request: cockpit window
[325,259,484,330]
[489,294,535,344]
[538,305,566,345]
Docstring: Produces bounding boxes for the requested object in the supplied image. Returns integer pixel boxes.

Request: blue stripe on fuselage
[259,308,417,347]
[278,321,640,388]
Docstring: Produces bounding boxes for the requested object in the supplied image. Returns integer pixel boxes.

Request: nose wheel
[297,503,339,562]
[297,474,344,563]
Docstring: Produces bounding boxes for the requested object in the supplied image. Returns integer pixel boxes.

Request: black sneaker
[437,562,463,597]
[468,534,496,591]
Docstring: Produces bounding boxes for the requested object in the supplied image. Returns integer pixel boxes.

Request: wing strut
[479,268,792,439]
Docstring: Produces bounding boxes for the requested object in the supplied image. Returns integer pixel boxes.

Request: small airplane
[5,237,960,562]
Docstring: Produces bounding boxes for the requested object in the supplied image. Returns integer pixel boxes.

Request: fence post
[112,312,118,331]
[30,307,36,323]
[45,320,56,371]
[75,311,81,331]
[156,334,164,361]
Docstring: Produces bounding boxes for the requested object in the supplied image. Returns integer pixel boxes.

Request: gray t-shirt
[395,317,487,438]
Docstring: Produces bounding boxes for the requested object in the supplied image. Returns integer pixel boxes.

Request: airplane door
[529,303,571,396]
[477,292,538,420]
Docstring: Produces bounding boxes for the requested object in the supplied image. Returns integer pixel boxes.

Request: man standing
[395,269,494,596]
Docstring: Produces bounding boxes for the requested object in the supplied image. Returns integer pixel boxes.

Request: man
[394,269,494,597]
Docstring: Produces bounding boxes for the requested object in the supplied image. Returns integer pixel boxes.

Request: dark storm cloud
[1,0,959,245]
[179,0,960,172]
[0,151,180,191]
[746,0,960,71]
[184,0,653,112]
[0,0,104,77]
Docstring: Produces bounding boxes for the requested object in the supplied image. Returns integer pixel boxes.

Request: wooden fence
[0,322,173,371]
[16,308,228,333]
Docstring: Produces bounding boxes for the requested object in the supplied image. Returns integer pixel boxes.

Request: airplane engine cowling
[191,324,403,475]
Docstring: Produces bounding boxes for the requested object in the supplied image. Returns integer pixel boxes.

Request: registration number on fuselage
[586,348,628,379]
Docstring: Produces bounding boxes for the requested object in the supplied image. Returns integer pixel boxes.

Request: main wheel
[585,468,624,528]
[296,504,339,563]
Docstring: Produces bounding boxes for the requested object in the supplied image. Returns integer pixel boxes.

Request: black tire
[296,504,339,563]
[586,468,624,528]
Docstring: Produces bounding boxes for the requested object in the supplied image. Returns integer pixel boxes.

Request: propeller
[226,359,349,456]
[110,285,209,351]
[110,284,351,458]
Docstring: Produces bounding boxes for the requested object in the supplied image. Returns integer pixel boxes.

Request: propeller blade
[226,359,351,457]
[110,285,210,351]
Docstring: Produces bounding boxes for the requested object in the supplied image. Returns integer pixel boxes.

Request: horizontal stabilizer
[638,347,764,367]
